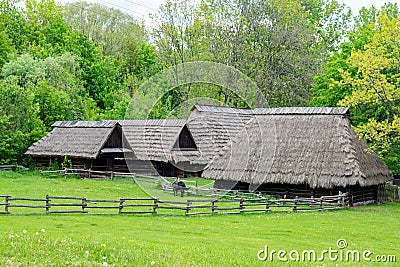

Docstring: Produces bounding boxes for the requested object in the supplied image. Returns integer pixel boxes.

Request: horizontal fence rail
[0,193,349,216]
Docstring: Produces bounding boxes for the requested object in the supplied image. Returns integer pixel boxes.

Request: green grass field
[0,171,399,266]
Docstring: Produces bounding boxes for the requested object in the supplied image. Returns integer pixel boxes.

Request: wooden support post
[45,195,50,214]
[153,198,158,214]
[63,169,67,180]
[111,171,114,180]
[212,200,216,214]
[5,195,9,214]
[319,197,323,211]
[82,197,87,213]
[266,198,270,212]
[186,200,191,215]
[119,199,124,214]
[293,196,298,212]
[239,198,244,213]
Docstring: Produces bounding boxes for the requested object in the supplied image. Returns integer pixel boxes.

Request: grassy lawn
[0,171,399,266]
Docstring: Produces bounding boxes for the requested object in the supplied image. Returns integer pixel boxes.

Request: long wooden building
[25,121,131,171]
[25,104,393,204]
[200,106,393,204]
[25,119,202,177]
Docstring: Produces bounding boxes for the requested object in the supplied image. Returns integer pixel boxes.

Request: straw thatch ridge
[27,120,187,163]
[202,113,392,189]
[173,104,253,164]
[119,119,186,162]
[25,121,118,159]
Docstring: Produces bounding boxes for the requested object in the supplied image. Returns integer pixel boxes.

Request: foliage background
[0,0,399,175]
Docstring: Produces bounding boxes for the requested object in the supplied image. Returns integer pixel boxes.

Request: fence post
[293,196,298,212]
[341,193,345,207]
[266,198,270,212]
[239,198,244,213]
[212,200,216,214]
[82,197,87,213]
[319,197,323,211]
[63,169,67,179]
[46,195,50,214]
[5,195,9,214]
[153,198,158,214]
[111,171,114,180]
[119,198,124,214]
[186,200,191,215]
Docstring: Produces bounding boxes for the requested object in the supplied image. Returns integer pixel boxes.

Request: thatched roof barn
[25,121,125,160]
[26,119,202,177]
[25,121,131,171]
[119,119,201,176]
[201,107,392,203]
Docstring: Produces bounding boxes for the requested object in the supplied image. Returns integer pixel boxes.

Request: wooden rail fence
[378,183,400,203]
[0,193,349,215]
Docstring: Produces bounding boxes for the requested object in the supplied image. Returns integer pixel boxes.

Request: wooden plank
[8,204,47,208]
[122,204,156,207]
[8,198,46,201]
[50,203,84,207]
[85,206,120,209]
[215,199,241,203]
[156,206,187,210]
[120,198,155,201]
[186,205,213,209]
[241,203,269,207]
[49,210,88,213]
[214,206,241,211]
[157,200,188,205]
[86,199,120,203]
[47,196,84,200]
[188,199,217,203]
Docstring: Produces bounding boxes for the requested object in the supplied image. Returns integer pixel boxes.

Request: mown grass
[0,171,399,266]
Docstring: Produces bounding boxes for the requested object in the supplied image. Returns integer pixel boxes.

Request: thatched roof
[120,120,186,162]
[172,104,253,164]
[25,121,119,159]
[202,109,392,188]
[26,119,187,162]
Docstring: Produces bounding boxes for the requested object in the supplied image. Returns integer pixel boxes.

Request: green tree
[0,78,45,164]
[337,11,400,174]
[153,0,346,110]
[1,53,86,129]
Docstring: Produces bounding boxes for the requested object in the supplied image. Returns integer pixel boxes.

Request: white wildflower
[103,262,108,267]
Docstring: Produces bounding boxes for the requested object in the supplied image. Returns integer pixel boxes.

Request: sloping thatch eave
[25,123,116,159]
[202,114,392,189]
